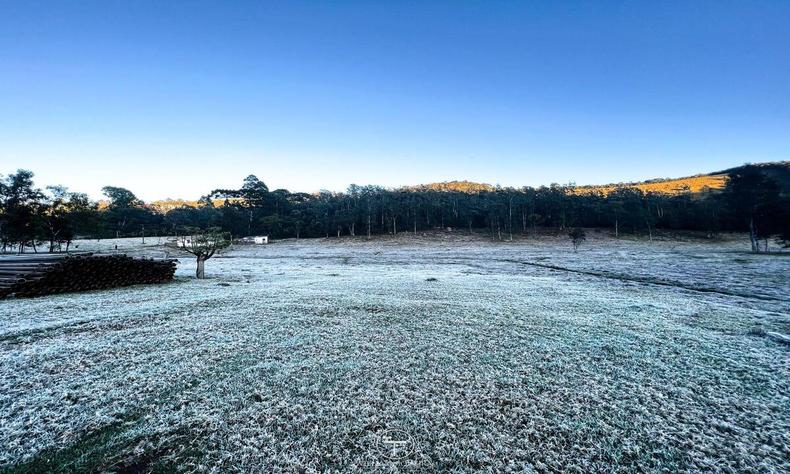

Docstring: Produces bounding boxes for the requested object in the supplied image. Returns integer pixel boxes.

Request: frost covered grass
[1,232,788,472]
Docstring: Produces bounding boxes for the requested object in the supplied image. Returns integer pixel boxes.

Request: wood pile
[0,253,177,298]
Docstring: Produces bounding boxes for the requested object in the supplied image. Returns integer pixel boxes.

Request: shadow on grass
[3,415,202,474]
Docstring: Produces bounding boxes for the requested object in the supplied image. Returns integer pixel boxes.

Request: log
[0,254,177,299]
[0,266,58,272]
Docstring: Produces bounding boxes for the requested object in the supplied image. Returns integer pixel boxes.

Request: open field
[1,232,788,472]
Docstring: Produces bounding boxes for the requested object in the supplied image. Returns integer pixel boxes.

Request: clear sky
[1,1,788,201]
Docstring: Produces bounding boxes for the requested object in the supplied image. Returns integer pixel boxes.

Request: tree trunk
[508,205,513,241]
[196,257,206,279]
[508,200,513,241]
[749,218,759,253]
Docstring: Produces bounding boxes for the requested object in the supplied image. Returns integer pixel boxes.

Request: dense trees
[101,186,160,239]
[723,168,786,252]
[41,186,97,252]
[1,164,788,253]
[0,170,43,252]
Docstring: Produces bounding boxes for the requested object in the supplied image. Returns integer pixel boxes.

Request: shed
[237,235,269,245]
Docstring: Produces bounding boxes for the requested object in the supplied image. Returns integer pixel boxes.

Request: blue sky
[1,1,788,201]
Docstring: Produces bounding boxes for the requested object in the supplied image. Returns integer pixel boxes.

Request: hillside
[568,173,729,196]
[571,161,789,196]
[403,180,496,193]
[407,162,788,197]
[147,162,789,211]
[404,172,728,197]
[146,198,231,214]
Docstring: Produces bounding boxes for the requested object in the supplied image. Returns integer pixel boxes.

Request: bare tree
[176,227,231,279]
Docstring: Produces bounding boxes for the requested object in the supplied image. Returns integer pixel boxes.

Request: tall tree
[101,186,152,238]
[724,168,783,252]
[0,170,45,252]
[42,186,97,252]
[102,186,143,208]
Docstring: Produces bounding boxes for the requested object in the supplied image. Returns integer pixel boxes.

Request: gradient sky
[1,1,788,201]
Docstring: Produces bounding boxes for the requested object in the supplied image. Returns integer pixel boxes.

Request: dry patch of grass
[570,173,728,196]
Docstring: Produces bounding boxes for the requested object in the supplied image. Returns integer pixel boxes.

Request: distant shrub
[747,326,766,337]
[568,228,586,251]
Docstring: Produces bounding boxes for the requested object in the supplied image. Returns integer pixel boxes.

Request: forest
[1,163,788,253]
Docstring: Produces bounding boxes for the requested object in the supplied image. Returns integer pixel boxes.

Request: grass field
[1,232,788,472]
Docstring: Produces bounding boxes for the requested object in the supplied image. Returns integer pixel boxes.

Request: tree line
[1,164,788,253]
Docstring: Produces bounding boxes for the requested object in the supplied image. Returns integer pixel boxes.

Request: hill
[147,162,789,211]
[145,198,240,214]
[568,173,729,196]
[571,161,788,196]
[402,180,496,193]
[405,162,788,197]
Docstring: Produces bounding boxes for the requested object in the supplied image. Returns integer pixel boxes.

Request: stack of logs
[0,253,177,298]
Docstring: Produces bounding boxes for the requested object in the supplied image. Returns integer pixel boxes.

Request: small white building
[238,235,269,245]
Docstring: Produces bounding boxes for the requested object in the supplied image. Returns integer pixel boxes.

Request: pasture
[1,232,788,472]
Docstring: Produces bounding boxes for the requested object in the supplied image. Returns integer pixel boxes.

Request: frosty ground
[1,231,788,472]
